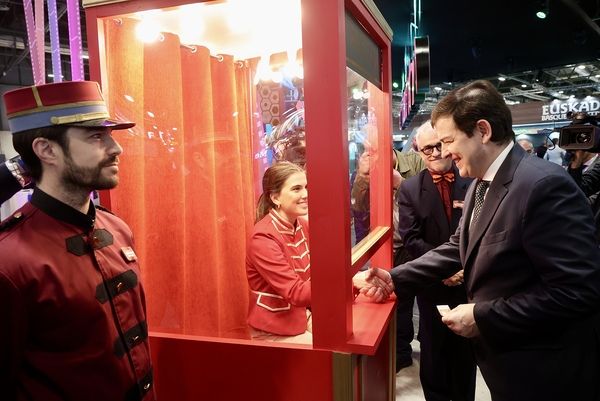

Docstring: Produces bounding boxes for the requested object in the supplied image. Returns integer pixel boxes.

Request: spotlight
[536,0,549,19]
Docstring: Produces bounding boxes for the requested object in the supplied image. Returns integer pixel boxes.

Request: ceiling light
[595,74,600,78]
[434,86,442,91]
[392,82,399,89]
[536,0,549,19]
[498,76,506,81]
[576,65,586,70]
[558,90,564,94]
[521,84,527,88]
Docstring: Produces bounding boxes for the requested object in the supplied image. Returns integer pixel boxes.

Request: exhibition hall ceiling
[373,0,600,104]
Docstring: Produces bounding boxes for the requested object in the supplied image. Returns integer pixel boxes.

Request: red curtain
[104,18,255,339]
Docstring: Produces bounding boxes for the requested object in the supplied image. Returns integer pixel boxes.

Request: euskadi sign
[541,97,600,121]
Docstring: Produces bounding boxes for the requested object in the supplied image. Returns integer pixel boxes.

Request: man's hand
[352,268,394,303]
[440,303,479,338]
[442,269,464,287]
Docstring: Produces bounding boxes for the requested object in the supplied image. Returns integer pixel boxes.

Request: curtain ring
[180,44,197,53]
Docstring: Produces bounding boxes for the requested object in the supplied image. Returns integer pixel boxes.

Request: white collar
[482,141,514,182]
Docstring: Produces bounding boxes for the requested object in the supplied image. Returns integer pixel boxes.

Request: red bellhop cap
[3,81,135,134]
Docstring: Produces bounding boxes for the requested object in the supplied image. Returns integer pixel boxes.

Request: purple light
[67,0,84,81]
[23,0,44,84]
[47,0,62,82]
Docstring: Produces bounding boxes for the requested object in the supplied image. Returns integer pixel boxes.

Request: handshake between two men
[352,268,480,339]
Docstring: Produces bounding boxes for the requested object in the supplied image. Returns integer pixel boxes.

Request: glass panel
[98,0,303,340]
[348,66,385,249]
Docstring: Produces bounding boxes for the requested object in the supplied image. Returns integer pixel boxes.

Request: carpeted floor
[395,339,492,401]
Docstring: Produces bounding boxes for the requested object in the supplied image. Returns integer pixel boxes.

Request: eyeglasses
[420,142,442,156]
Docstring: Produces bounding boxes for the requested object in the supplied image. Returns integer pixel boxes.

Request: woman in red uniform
[246,162,312,343]
[246,161,393,343]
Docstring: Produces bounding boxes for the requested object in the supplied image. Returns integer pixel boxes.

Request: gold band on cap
[31,86,43,107]
[51,111,111,125]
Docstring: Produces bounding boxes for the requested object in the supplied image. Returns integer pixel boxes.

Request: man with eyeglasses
[397,121,475,401]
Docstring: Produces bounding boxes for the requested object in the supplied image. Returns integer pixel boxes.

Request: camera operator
[563,112,600,241]
[567,151,600,239]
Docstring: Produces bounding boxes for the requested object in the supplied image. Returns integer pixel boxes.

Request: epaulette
[95,204,115,216]
[0,211,25,232]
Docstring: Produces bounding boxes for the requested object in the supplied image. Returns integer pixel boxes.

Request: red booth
[83,0,397,399]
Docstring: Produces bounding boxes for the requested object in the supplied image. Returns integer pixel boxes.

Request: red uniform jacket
[246,210,311,335]
[0,188,154,401]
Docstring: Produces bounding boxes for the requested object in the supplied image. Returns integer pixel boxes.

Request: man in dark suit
[0,156,30,205]
[398,120,475,401]
[363,80,600,401]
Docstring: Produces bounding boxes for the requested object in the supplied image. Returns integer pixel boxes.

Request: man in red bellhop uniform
[0,81,155,401]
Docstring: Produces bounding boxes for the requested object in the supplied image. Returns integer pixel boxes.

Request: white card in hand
[436,304,450,316]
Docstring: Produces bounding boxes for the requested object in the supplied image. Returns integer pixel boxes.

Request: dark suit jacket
[0,163,22,205]
[569,158,600,241]
[397,165,472,305]
[391,144,600,401]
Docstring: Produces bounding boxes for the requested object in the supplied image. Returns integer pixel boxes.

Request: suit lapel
[464,145,526,266]
[450,165,470,230]
[459,180,476,263]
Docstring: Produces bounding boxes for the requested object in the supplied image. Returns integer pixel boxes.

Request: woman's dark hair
[256,161,305,222]
[431,80,514,144]
[12,125,70,181]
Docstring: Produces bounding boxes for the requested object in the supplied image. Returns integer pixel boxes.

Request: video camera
[559,112,600,152]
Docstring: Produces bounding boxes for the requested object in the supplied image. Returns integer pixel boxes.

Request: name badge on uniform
[121,246,138,262]
[453,200,464,209]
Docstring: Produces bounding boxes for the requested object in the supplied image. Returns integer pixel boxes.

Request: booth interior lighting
[135,19,163,43]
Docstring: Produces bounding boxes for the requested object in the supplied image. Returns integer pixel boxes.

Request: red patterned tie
[431,171,455,184]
